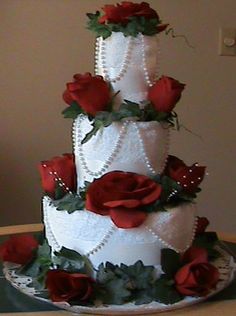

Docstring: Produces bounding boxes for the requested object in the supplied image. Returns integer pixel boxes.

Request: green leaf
[152,276,183,305]
[53,193,85,213]
[120,261,155,290]
[62,101,83,119]
[99,279,131,305]
[161,249,181,278]
[18,240,52,289]
[134,290,154,305]
[54,183,67,200]
[53,247,92,274]
[87,11,162,39]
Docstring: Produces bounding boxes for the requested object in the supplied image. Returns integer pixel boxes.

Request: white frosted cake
[41,24,199,269]
[36,1,219,307]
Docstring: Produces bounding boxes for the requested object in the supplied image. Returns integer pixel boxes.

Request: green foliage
[19,240,52,289]
[152,275,183,305]
[62,101,84,119]
[53,193,85,213]
[53,247,92,275]
[161,249,181,278]
[87,12,161,39]
[96,261,158,305]
[54,183,67,200]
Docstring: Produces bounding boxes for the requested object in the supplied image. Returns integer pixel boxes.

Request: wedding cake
[1,1,223,309]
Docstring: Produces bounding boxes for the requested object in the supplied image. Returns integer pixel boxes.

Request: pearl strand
[140,34,160,87]
[132,122,157,175]
[160,126,170,173]
[43,198,61,251]
[75,115,129,177]
[42,165,72,195]
[85,225,117,257]
[95,36,133,82]
[145,215,198,253]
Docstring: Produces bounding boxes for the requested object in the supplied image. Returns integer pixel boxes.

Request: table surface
[0,224,236,316]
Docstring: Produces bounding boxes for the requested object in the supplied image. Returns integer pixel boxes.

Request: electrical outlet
[219,28,236,56]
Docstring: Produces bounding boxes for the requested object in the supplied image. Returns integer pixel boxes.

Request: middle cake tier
[73,115,170,189]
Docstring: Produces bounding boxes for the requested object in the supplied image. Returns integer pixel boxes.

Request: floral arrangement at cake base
[0,219,223,307]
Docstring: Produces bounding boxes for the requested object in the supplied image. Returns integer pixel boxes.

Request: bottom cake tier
[43,197,197,268]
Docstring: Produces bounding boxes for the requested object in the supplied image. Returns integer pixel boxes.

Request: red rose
[99,1,159,25]
[195,216,210,236]
[175,247,219,296]
[46,270,94,303]
[85,171,162,229]
[63,73,110,116]
[38,153,76,199]
[164,155,206,194]
[148,76,185,113]
[0,234,38,264]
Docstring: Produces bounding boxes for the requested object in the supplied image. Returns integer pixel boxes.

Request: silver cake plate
[3,246,236,315]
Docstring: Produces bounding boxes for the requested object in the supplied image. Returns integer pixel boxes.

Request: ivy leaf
[152,276,183,304]
[54,183,67,200]
[53,193,85,213]
[81,118,106,144]
[119,261,155,290]
[98,279,131,305]
[62,101,84,119]
[161,249,181,278]
[117,100,141,118]
[18,240,52,289]
[134,290,154,305]
[53,247,92,274]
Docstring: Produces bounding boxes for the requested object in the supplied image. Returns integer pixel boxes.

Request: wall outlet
[219,27,236,56]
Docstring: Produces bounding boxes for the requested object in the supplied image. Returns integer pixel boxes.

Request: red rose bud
[195,216,210,236]
[38,153,76,199]
[165,155,206,194]
[63,73,110,116]
[175,246,219,296]
[0,234,38,265]
[85,171,162,229]
[148,76,185,113]
[46,270,94,303]
[99,2,159,25]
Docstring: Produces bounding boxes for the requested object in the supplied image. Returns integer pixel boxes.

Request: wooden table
[1,224,236,316]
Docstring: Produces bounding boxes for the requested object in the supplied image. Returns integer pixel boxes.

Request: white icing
[43,197,196,268]
[74,115,169,188]
[95,32,159,108]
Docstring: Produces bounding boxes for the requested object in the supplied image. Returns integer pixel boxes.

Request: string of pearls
[74,115,129,177]
[43,198,61,251]
[42,164,72,195]
[145,216,198,253]
[95,36,134,82]
[140,34,160,87]
[160,126,170,173]
[85,225,117,257]
[44,196,116,259]
[132,122,169,175]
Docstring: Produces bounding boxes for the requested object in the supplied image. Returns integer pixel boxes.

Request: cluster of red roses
[63,73,185,116]
[97,1,168,33]
[38,153,205,229]
[0,217,219,303]
[99,1,159,25]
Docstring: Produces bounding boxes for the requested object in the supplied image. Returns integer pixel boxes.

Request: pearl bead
[94,36,133,82]
[74,115,129,178]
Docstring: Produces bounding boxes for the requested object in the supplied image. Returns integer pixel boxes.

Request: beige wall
[1,0,236,233]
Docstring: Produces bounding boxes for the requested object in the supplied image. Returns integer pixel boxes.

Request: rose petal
[110,208,147,228]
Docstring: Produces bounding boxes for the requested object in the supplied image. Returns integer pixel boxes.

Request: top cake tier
[95,32,159,108]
